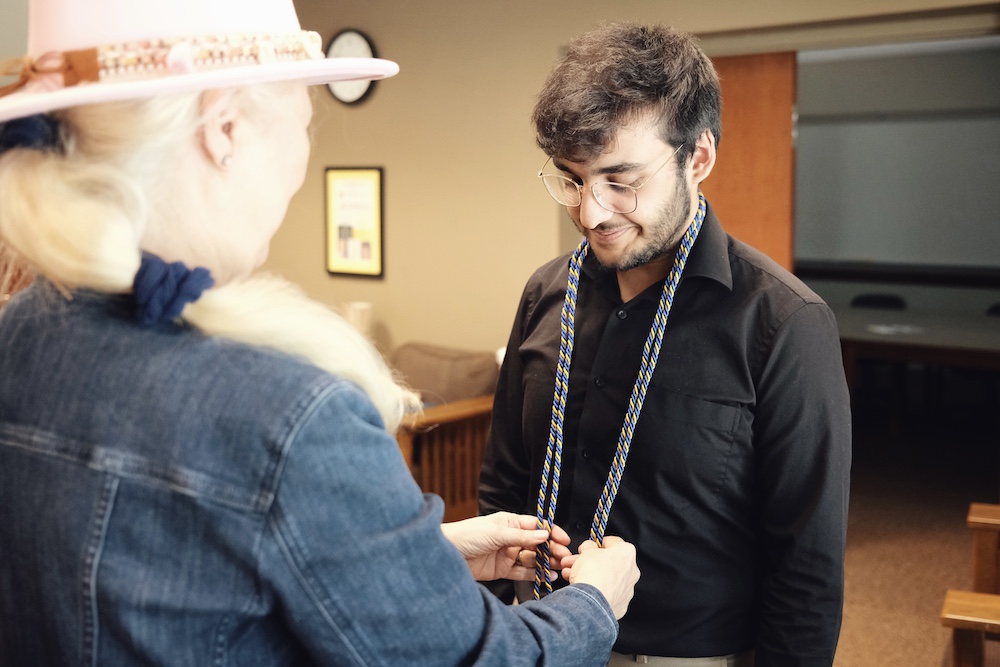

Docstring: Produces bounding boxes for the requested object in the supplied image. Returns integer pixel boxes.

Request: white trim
[799,34,1000,63]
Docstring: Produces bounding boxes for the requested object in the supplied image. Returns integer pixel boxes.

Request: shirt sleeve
[259,378,618,666]
[478,286,535,605]
[752,301,852,667]
[479,285,533,520]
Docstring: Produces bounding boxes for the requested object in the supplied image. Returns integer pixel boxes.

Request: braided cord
[533,193,708,597]
[533,239,588,599]
[590,194,706,545]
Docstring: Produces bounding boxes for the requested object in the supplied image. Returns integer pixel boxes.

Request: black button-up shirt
[480,202,851,665]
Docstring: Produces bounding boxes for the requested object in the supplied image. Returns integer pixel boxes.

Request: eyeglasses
[537,144,684,214]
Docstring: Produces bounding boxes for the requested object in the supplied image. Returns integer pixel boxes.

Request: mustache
[590,222,630,233]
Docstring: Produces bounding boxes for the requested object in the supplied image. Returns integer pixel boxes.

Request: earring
[220,154,232,169]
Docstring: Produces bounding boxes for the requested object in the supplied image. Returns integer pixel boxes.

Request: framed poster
[325,167,383,277]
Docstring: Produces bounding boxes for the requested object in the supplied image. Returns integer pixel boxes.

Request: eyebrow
[552,158,646,178]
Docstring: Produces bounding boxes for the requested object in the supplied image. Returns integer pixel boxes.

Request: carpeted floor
[834,366,1000,667]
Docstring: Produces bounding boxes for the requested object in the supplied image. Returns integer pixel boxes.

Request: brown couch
[390,342,499,406]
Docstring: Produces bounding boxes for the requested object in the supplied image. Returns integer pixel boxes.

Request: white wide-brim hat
[0,0,399,123]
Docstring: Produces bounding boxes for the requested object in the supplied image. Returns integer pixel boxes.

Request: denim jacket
[0,280,617,666]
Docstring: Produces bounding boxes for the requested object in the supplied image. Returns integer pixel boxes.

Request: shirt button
[617,308,628,320]
[594,377,606,388]
[575,521,587,531]
[581,449,591,460]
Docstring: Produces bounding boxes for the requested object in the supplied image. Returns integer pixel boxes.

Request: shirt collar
[578,197,734,302]
[683,199,733,292]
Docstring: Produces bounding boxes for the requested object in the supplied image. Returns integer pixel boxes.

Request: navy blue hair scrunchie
[0,114,62,153]
[133,253,215,327]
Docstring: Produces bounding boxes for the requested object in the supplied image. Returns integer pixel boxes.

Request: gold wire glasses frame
[537,143,685,214]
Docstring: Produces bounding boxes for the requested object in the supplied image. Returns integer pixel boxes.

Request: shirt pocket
[631,385,746,511]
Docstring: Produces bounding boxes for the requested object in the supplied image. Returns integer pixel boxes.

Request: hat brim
[0,57,398,123]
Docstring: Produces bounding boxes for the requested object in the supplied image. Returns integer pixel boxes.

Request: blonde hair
[0,86,418,431]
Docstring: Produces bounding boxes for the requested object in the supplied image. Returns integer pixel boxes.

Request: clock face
[326,29,378,105]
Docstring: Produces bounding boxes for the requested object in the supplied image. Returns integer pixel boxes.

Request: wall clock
[326,29,379,105]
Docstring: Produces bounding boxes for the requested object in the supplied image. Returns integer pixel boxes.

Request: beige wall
[277,0,998,355]
[0,2,27,58]
[3,0,998,354]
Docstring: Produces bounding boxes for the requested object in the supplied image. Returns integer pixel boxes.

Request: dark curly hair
[532,22,721,166]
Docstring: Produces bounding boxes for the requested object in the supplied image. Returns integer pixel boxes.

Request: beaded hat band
[0,32,324,99]
[0,0,399,124]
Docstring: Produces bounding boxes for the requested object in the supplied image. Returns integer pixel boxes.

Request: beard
[592,177,694,273]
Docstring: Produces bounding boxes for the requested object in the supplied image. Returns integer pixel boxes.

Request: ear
[688,129,717,185]
[197,88,240,170]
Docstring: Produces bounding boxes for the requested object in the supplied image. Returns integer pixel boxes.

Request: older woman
[0,0,639,664]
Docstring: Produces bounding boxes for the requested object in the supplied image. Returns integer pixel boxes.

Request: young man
[479,22,851,667]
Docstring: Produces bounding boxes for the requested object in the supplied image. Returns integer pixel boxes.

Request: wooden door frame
[696,5,1000,58]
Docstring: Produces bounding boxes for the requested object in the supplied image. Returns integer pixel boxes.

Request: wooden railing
[396,394,493,523]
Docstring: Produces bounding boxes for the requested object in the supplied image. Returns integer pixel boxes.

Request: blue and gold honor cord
[533,193,707,599]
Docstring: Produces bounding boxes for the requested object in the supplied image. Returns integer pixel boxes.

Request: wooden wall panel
[700,52,797,270]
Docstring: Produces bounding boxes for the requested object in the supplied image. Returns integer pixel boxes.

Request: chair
[938,304,1000,425]
[941,590,1000,667]
[850,293,906,310]
[396,395,494,522]
[849,293,910,432]
[941,503,1000,666]
[390,342,500,521]
[966,503,1000,595]
[0,256,32,311]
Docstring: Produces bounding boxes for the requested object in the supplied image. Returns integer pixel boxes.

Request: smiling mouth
[589,225,633,244]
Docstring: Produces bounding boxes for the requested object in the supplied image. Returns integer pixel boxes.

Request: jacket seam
[80,474,119,667]
[266,507,371,666]
[263,380,377,665]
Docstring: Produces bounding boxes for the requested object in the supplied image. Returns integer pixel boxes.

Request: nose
[576,187,615,229]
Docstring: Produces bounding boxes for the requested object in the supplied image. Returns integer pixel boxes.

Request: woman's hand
[441,512,571,582]
[560,536,640,619]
